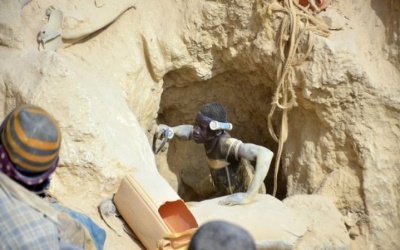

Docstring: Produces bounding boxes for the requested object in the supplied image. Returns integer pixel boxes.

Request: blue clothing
[51,202,107,250]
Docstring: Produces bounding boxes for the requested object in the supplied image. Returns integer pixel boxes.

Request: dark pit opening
[156,69,287,201]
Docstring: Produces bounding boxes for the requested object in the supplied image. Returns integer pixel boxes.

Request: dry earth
[0,0,399,249]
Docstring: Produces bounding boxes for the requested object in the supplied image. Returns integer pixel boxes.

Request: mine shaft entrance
[156,69,287,201]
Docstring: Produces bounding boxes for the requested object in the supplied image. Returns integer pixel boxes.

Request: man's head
[199,102,228,123]
[188,220,256,250]
[192,102,228,144]
[0,104,61,190]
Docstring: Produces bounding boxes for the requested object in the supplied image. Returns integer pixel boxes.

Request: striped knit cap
[1,105,61,174]
[199,102,228,123]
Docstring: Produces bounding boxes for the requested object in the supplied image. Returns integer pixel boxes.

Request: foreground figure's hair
[188,220,256,250]
[199,102,228,123]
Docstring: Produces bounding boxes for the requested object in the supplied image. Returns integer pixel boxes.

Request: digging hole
[155,69,287,201]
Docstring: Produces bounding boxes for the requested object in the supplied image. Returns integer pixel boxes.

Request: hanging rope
[257,0,330,196]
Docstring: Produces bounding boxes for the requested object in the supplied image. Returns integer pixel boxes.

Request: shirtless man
[157,102,273,206]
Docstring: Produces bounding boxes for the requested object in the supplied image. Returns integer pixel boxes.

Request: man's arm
[219,143,273,206]
[157,124,193,140]
[171,125,193,140]
[238,143,273,196]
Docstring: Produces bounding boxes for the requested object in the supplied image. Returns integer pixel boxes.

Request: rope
[257,0,330,196]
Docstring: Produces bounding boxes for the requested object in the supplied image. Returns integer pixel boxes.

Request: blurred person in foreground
[188,220,256,250]
[0,104,105,249]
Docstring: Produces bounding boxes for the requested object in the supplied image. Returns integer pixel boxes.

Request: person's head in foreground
[0,104,61,194]
[189,220,256,250]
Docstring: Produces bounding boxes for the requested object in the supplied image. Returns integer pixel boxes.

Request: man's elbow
[258,147,273,159]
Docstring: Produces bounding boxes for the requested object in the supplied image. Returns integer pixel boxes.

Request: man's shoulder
[217,133,243,160]
[219,133,242,146]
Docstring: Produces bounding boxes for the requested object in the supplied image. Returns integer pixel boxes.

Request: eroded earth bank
[0,0,399,249]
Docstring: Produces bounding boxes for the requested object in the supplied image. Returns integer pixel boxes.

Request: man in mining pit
[156,102,274,206]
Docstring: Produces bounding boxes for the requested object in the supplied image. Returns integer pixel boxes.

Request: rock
[283,195,351,249]
[188,194,309,249]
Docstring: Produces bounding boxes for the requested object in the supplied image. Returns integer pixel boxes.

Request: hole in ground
[155,69,287,201]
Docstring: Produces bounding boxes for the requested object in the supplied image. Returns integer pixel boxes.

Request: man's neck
[204,134,221,154]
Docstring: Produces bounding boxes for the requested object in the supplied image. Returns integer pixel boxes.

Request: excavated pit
[155,69,289,201]
[1,0,399,248]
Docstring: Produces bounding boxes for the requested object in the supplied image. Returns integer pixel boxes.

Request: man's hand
[156,124,174,139]
[218,192,253,206]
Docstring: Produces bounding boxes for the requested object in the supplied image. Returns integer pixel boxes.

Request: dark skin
[157,113,273,206]
[192,113,221,150]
